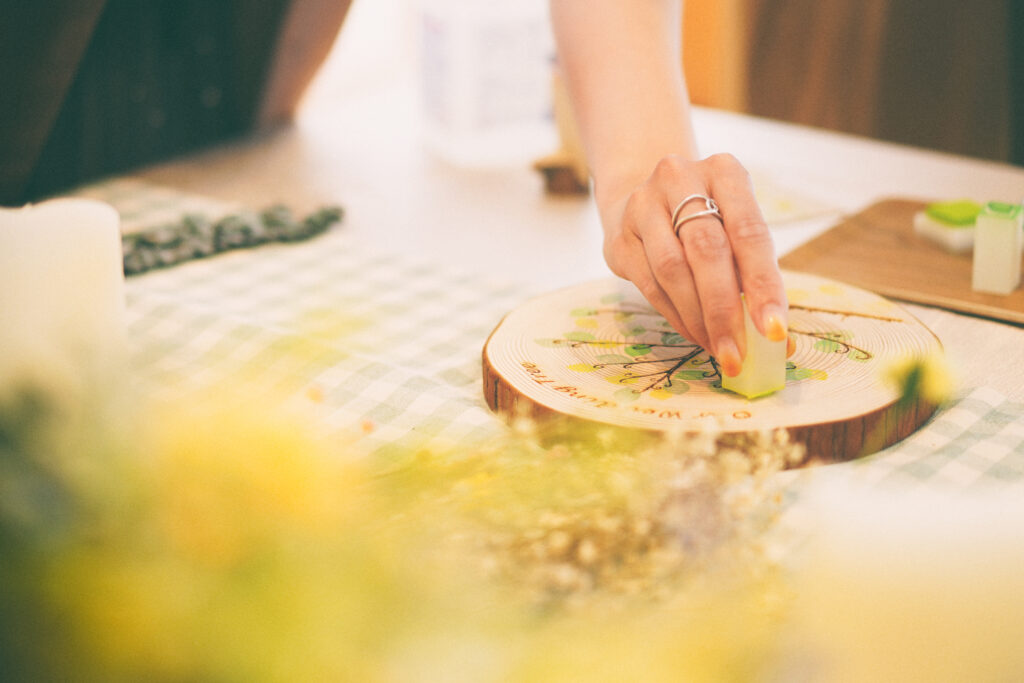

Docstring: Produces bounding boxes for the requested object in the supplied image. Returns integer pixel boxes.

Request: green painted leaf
[786,366,828,381]
[613,387,642,402]
[565,331,595,342]
[662,380,690,395]
[813,338,843,353]
[673,370,707,381]
[813,330,852,353]
[625,344,651,357]
[570,307,597,317]
[661,331,688,346]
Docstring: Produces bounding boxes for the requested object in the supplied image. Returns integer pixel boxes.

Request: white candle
[0,198,125,400]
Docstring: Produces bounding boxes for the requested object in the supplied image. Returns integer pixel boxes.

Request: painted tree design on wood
[535,295,892,403]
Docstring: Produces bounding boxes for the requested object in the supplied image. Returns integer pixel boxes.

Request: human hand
[597,153,789,376]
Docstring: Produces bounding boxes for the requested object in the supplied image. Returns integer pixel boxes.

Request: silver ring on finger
[671,194,722,236]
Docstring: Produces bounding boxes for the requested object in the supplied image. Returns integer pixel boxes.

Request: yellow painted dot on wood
[568,363,597,373]
[817,283,845,296]
[787,288,809,303]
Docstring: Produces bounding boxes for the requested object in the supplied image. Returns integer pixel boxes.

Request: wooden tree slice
[483,271,942,465]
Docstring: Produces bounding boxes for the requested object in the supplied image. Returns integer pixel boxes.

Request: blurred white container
[784,478,1024,682]
[415,0,556,167]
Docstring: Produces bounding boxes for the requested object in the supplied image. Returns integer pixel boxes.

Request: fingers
[704,154,789,341]
[604,218,706,348]
[672,203,744,375]
[623,185,711,350]
[647,156,743,371]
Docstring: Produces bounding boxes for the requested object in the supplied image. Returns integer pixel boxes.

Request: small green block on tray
[924,199,982,226]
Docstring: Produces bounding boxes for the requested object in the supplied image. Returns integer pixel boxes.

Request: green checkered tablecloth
[84,180,1024,482]
[81,180,525,461]
[845,386,1024,487]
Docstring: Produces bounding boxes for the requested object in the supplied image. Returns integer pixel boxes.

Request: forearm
[549,0,698,207]
[550,1,786,367]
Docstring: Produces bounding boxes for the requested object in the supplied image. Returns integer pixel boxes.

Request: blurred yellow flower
[883,350,954,407]
[2,370,800,681]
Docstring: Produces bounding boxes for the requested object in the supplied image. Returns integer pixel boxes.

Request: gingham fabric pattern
[850,386,1024,488]
[116,213,529,461]
[80,179,1024,482]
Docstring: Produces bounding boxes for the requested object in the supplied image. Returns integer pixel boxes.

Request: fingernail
[716,338,742,377]
[763,306,788,342]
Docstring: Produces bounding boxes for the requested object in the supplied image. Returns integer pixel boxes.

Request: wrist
[592,149,699,225]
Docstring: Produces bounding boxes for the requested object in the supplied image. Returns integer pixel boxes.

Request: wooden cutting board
[779,198,1024,324]
[483,272,941,466]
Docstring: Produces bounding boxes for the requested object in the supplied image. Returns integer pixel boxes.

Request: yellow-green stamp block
[722,299,786,399]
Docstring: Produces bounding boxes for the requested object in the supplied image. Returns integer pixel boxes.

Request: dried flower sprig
[122,205,343,275]
[383,421,803,610]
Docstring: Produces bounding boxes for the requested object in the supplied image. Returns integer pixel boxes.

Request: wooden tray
[483,272,941,465]
[779,198,1024,325]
